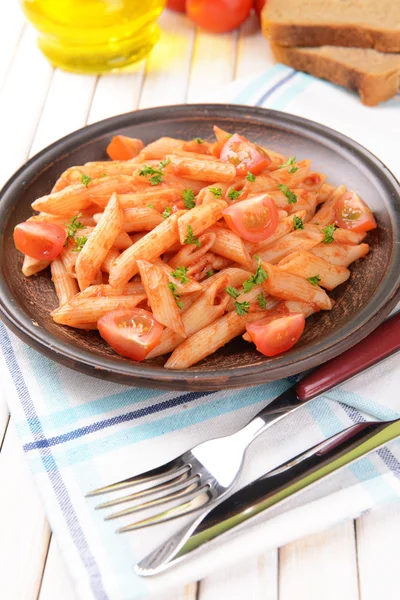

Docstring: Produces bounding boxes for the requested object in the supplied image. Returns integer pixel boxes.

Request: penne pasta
[52,159,142,191]
[101,247,120,274]
[109,210,186,288]
[164,154,236,183]
[179,140,213,155]
[140,137,184,159]
[169,232,217,269]
[74,282,145,299]
[253,210,307,253]
[137,259,186,337]
[278,250,351,290]
[207,226,252,268]
[92,186,182,210]
[255,224,324,265]
[153,259,203,295]
[51,257,79,306]
[165,310,269,369]
[177,199,227,244]
[94,207,164,232]
[261,262,333,310]
[269,159,311,187]
[317,183,336,204]
[310,243,370,267]
[75,193,124,290]
[282,300,317,318]
[298,172,326,192]
[325,227,367,245]
[147,275,229,358]
[196,183,230,206]
[22,255,50,277]
[311,185,346,226]
[52,294,146,326]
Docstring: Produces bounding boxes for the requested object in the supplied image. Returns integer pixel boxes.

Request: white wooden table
[0,5,399,599]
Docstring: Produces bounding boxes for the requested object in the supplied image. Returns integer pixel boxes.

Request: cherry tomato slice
[186,0,253,34]
[246,313,306,357]
[220,133,271,176]
[223,193,279,242]
[14,221,67,260]
[98,308,164,361]
[106,135,144,161]
[166,0,186,11]
[336,191,377,233]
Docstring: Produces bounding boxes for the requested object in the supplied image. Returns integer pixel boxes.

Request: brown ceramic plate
[1,104,400,391]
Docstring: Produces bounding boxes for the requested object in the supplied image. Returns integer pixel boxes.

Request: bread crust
[270,43,400,106]
[263,19,400,53]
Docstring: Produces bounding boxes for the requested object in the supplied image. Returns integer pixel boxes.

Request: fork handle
[296,310,400,401]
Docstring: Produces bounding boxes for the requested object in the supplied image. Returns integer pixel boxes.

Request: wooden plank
[186,28,237,103]
[199,550,278,600]
[0,4,25,92]
[279,521,359,600]
[30,70,97,156]
[236,13,275,79]
[356,502,400,600]
[139,11,195,109]
[0,421,50,600]
[38,536,76,600]
[0,25,53,188]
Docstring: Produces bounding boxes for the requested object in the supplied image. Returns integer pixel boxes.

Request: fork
[88,310,400,566]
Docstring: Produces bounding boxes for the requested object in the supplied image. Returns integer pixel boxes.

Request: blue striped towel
[1,65,400,600]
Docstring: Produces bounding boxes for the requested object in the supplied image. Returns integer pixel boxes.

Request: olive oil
[22,0,166,74]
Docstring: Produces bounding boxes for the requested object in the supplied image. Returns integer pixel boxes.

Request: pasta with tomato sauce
[13,125,377,368]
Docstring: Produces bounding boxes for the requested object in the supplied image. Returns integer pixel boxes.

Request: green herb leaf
[183,225,201,248]
[168,281,183,308]
[101,173,107,178]
[81,174,92,187]
[242,257,268,293]
[72,236,87,252]
[322,223,336,244]
[228,189,242,201]
[149,174,163,186]
[293,215,304,230]
[278,183,297,204]
[209,187,222,198]
[257,292,267,309]
[171,266,189,284]
[226,133,233,139]
[225,286,240,300]
[158,158,171,169]
[65,213,84,245]
[182,188,196,209]
[278,156,298,173]
[307,275,321,286]
[162,206,172,219]
[139,159,169,186]
[235,301,250,316]
[147,203,154,209]
[246,171,256,182]
[194,137,204,144]
[206,270,215,278]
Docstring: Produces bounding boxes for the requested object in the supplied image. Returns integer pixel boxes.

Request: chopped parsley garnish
[81,174,92,187]
[278,183,297,204]
[183,225,201,247]
[209,186,222,198]
[206,270,215,278]
[147,203,154,209]
[72,236,87,252]
[307,275,321,286]
[293,215,304,230]
[65,213,84,245]
[194,137,204,144]
[168,281,183,309]
[257,292,267,309]
[162,206,172,219]
[101,173,107,178]
[139,159,170,186]
[182,188,196,209]
[322,223,336,244]
[225,286,250,316]
[226,133,233,139]
[246,171,256,182]
[278,156,298,173]
[171,266,189,284]
[242,257,268,293]
[228,189,242,201]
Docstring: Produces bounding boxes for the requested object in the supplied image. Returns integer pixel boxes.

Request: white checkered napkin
[1,68,400,600]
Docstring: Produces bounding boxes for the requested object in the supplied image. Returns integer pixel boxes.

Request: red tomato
[220,133,271,176]
[166,0,186,11]
[14,221,67,260]
[186,0,253,33]
[254,0,267,18]
[106,135,144,161]
[98,308,164,361]
[336,191,377,233]
[246,313,305,357]
[223,193,279,242]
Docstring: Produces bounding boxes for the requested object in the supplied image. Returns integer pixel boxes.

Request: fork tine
[117,486,211,532]
[96,471,195,510]
[104,476,201,520]
[86,459,185,497]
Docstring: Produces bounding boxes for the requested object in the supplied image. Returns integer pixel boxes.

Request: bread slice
[262,0,400,53]
[270,44,400,106]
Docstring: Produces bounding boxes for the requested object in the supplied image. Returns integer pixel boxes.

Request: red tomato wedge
[336,191,377,233]
[14,221,67,260]
[98,308,164,361]
[246,313,306,357]
[223,193,279,242]
[106,135,144,161]
[220,133,271,176]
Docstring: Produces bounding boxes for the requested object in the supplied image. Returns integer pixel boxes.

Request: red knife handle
[296,311,400,402]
